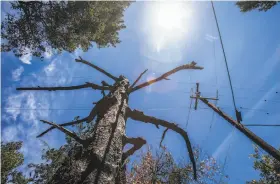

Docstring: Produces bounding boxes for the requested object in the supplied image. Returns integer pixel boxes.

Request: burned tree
[17,57,203,183]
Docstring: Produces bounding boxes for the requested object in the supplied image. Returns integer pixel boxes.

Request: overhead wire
[185,88,194,128]
[211,1,240,122]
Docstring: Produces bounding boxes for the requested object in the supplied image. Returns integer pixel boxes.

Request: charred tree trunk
[18,59,203,182]
[48,76,129,184]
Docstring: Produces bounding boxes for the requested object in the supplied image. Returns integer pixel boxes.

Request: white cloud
[44,61,56,75]
[2,126,19,142]
[44,47,53,59]
[19,49,32,64]
[11,66,24,81]
[205,34,218,42]
[2,54,88,165]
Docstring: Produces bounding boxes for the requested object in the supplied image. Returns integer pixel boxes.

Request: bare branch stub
[75,57,118,81]
[160,128,168,147]
[40,120,85,145]
[17,82,111,91]
[127,108,197,180]
[123,136,146,160]
[37,117,88,138]
[130,61,203,93]
[129,69,148,89]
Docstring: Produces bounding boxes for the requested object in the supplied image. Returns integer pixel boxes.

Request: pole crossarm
[126,108,197,180]
[129,61,203,93]
[40,120,85,145]
[123,136,146,160]
[199,98,280,161]
[17,82,112,91]
[75,56,118,81]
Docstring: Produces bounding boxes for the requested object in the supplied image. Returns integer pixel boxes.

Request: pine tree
[1,1,131,58]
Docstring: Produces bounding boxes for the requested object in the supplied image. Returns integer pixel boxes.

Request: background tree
[247,146,280,184]
[28,121,95,183]
[236,1,279,12]
[127,146,228,184]
[1,1,131,58]
[1,141,29,184]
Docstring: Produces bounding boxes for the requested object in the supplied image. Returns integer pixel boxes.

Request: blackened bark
[48,76,129,184]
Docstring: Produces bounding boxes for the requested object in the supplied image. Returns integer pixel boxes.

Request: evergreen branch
[37,117,88,138]
[127,108,197,180]
[123,136,146,160]
[130,61,203,93]
[17,82,111,91]
[40,120,85,145]
[129,69,148,89]
[75,56,118,81]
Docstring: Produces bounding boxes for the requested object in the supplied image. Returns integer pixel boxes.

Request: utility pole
[191,83,280,161]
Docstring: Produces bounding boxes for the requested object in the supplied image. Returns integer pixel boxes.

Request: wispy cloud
[11,66,24,81]
[19,48,32,64]
[44,47,53,59]
[2,50,87,164]
[205,34,218,42]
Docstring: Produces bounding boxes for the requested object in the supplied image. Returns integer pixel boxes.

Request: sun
[153,3,190,32]
[141,2,193,60]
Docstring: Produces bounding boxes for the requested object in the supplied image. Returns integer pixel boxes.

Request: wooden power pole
[191,83,280,161]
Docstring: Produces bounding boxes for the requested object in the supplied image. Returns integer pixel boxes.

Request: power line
[244,124,280,127]
[211,1,239,122]
[186,88,194,128]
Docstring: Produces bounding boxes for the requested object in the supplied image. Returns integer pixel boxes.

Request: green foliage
[247,146,280,184]
[28,119,96,183]
[1,141,27,183]
[1,1,131,58]
[28,147,68,183]
[127,146,228,184]
[236,1,279,12]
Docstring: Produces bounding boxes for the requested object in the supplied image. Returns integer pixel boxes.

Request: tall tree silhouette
[17,57,203,183]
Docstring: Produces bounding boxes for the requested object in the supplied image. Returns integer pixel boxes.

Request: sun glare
[140,2,194,64]
[154,3,190,32]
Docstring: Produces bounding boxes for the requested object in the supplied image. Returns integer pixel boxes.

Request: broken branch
[129,69,148,89]
[127,108,197,180]
[123,136,146,160]
[75,57,118,81]
[37,117,88,138]
[17,82,111,91]
[160,128,168,147]
[130,61,203,93]
[40,120,85,145]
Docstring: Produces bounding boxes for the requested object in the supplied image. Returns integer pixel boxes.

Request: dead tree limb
[17,82,111,91]
[127,108,197,180]
[130,61,203,93]
[123,136,146,160]
[160,128,169,147]
[37,117,88,138]
[40,120,85,145]
[129,69,148,89]
[75,57,118,81]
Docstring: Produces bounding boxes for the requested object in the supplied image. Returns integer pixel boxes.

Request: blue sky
[1,1,280,183]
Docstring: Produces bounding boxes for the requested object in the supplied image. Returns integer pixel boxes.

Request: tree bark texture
[48,77,129,184]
